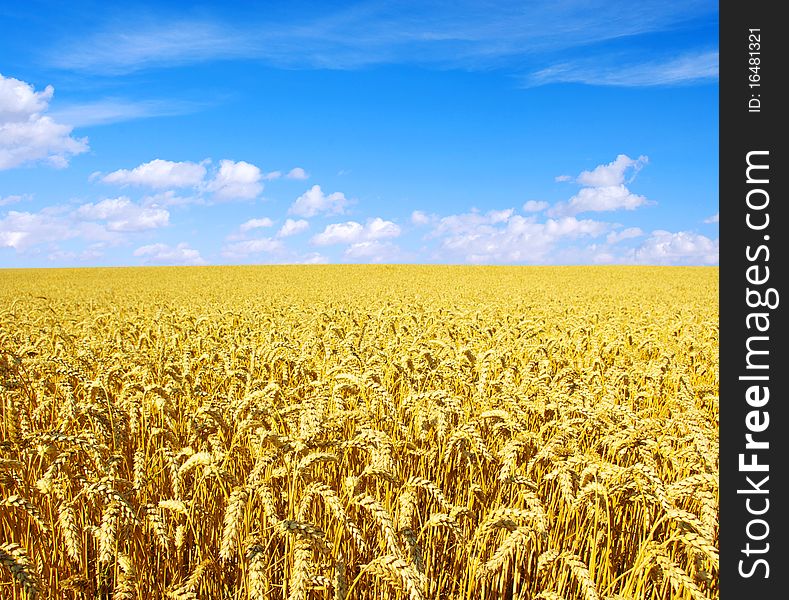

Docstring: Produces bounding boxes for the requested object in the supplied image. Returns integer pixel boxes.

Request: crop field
[0,265,718,600]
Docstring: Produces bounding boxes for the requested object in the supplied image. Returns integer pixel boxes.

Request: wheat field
[0,265,718,600]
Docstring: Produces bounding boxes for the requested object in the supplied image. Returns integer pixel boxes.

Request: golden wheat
[0,265,718,599]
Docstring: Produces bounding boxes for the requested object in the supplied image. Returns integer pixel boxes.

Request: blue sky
[0,1,718,266]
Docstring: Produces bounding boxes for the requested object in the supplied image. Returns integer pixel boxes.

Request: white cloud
[101,159,207,188]
[0,194,31,207]
[366,217,401,239]
[1,199,169,256]
[576,154,647,187]
[289,185,349,217]
[344,241,402,263]
[286,167,309,180]
[277,218,309,237]
[488,208,514,223]
[432,209,519,237]
[606,227,644,244]
[298,252,329,264]
[99,158,275,202]
[49,6,715,75]
[425,208,611,264]
[47,244,105,263]
[704,213,719,224]
[0,75,51,119]
[50,21,252,74]
[632,230,718,265]
[526,51,718,87]
[552,185,651,216]
[312,217,400,246]
[49,97,204,127]
[0,73,88,170]
[76,197,169,231]
[240,217,274,232]
[311,221,363,245]
[133,242,206,265]
[522,200,549,213]
[207,160,263,200]
[221,237,284,259]
[140,190,202,207]
[548,155,652,216]
[0,208,76,250]
[411,210,431,226]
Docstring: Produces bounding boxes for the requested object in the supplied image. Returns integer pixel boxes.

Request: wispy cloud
[45,2,716,75]
[286,167,309,180]
[48,20,253,75]
[525,50,718,87]
[49,97,207,127]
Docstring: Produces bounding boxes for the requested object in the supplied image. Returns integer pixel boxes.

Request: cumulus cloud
[0,194,30,207]
[488,208,514,223]
[411,210,432,226]
[101,159,207,188]
[97,158,298,203]
[47,244,106,263]
[312,217,400,246]
[239,217,274,232]
[289,185,349,217]
[75,197,169,231]
[606,227,643,244]
[133,242,206,265]
[0,73,88,170]
[0,208,77,250]
[221,237,284,259]
[0,198,168,258]
[431,209,519,237]
[555,175,572,182]
[424,208,611,264]
[549,154,652,216]
[311,221,363,245]
[522,200,549,213]
[277,218,309,237]
[286,167,309,180]
[298,252,329,264]
[632,230,718,265]
[576,154,647,187]
[704,213,719,224]
[344,241,402,263]
[207,159,263,200]
[140,190,201,207]
[551,185,651,216]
